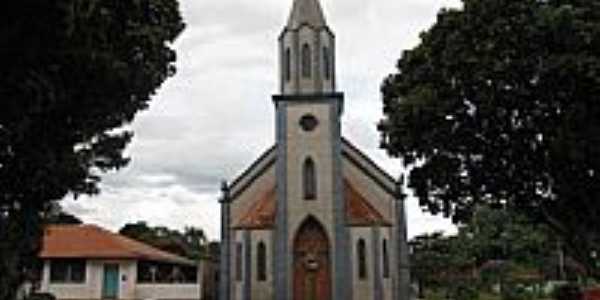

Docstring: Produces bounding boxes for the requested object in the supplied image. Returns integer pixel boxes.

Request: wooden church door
[293,217,331,300]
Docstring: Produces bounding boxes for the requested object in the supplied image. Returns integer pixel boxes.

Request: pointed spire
[286,0,327,29]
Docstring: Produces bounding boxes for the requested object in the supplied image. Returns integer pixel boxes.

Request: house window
[301,43,311,78]
[137,261,197,284]
[357,239,367,280]
[383,239,390,278]
[285,48,291,82]
[50,259,86,283]
[257,241,267,281]
[323,46,331,79]
[235,242,243,281]
[303,158,317,200]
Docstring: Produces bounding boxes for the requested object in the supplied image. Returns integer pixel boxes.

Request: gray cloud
[182,0,284,37]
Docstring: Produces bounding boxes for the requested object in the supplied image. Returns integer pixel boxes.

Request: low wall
[43,283,96,300]
[135,284,201,300]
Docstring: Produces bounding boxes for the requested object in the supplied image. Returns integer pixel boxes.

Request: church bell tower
[272,0,351,299]
[278,0,336,95]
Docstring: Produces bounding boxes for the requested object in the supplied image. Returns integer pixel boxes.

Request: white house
[38,224,203,300]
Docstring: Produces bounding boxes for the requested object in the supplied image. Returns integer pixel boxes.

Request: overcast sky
[62,0,461,241]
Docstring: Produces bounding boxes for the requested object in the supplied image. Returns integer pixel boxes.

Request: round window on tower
[299,115,319,132]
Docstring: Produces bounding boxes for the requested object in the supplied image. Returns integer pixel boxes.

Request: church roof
[228,139,397,202]
[286,0,327,29]
[40,224,195,265]
[233,188,277,230]
[345,181,392,227]
[232,180,391,229]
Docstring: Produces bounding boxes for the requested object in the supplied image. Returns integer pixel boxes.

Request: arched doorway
[293,216,331,300]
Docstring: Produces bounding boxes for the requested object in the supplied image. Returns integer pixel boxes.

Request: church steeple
[287,0,327,29]
[279,0,336,95]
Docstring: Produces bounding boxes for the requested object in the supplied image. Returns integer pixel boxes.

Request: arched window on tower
[383,239,390,278]
[301,43,311,78]
[357,238,367,280]
[257,241,267,281]
[285,48,291,82]
[303,158,316,200]
[323,46,331,80]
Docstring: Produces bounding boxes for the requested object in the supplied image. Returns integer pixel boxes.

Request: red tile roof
[233,188,276,229]
[233,180,391,229]
[345,181,392,227]
[40,225,194,265]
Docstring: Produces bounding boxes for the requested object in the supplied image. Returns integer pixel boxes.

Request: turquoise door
[102,264,119,299]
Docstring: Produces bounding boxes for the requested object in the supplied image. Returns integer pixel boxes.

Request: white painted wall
[117,260,137,299]
[232,230,244,300]
[40,259,100,300]
[285,102,336,244]
[250,230,273,300]
[381,228,393,300]
[135,284,201,300]
[39,259,202,300]
[351,227,374,300]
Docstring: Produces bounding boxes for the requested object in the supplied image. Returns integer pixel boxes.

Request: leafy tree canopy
[0,1,184,298]
[43,203,83,225]
[380,0,600,275]
[410,206,554,296]
[119,221,209,260]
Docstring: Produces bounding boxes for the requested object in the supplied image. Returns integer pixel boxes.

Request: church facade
[219,1,411,300]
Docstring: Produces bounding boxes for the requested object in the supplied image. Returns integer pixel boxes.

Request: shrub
[450,283,479,300]
[502,283,536,300]
[552,284,583,300]
[27,293,57,300]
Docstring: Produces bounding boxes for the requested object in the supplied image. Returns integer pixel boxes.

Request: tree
[411,206,554,298]
[183,226,209,258]
[40,202,83,225]
[463,206,552,269]
[410,231,477,299]
[409,232,452,296]
[119,221,155,244]
[460,206,554,296]
[119,222,208,260]
[47,212,82,225]
[0,1,184,298]
[379,0,600,276]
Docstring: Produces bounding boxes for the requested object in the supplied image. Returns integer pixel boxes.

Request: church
[219,0,410,299]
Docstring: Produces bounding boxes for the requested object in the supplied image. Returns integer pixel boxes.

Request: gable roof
[232,180,391,229]
[341,138,398,195]
[345,180,392,226]
[40,224,194,265]
[228,138,397,203]
[233,187,277,230]
[229,145,277,200]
